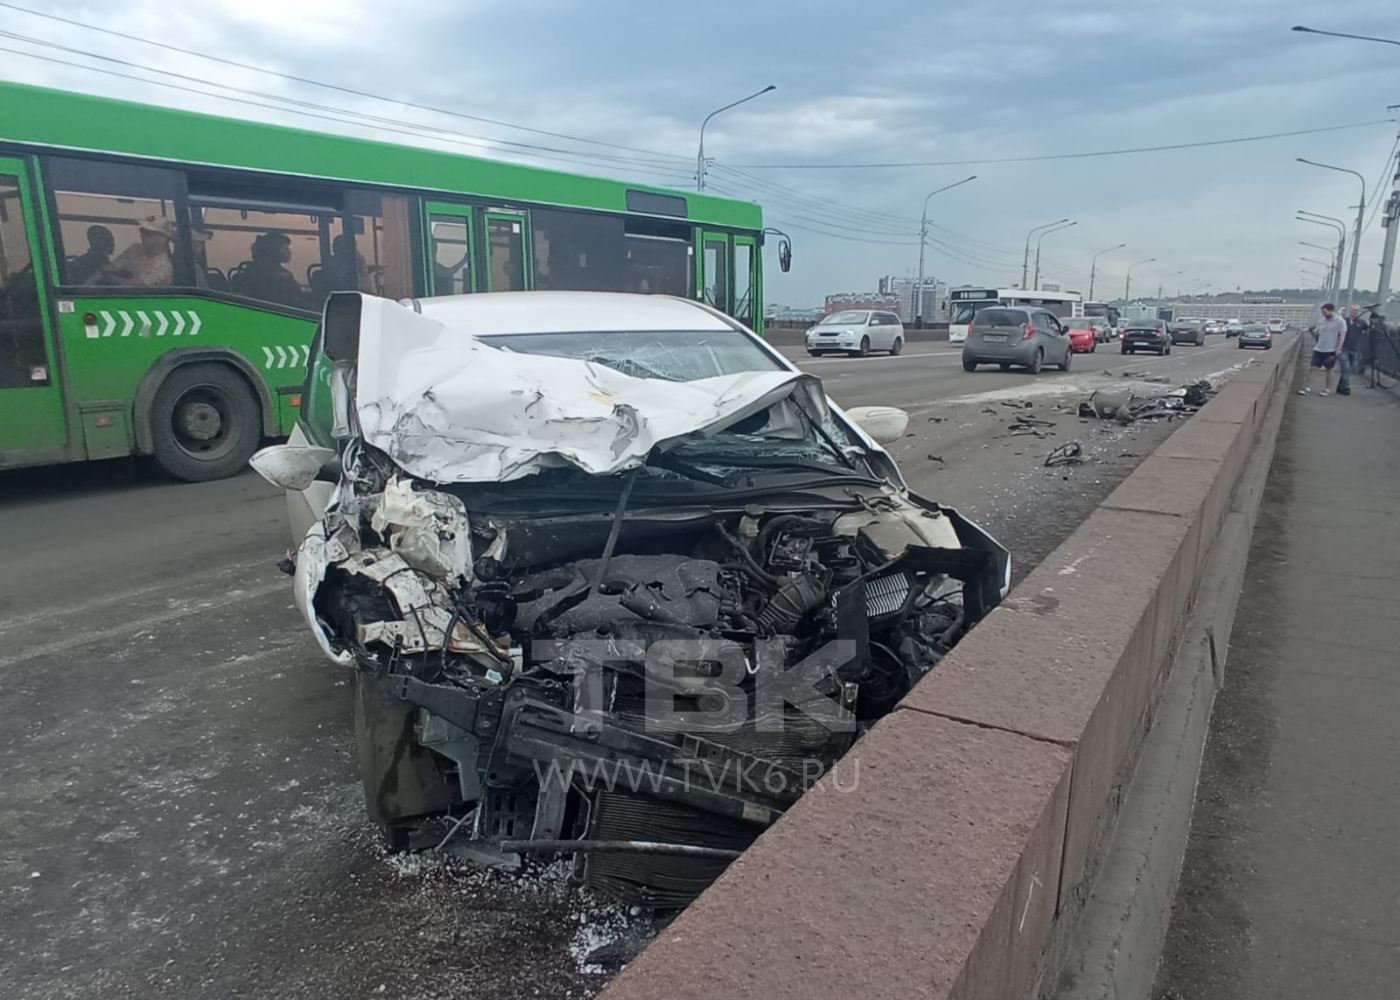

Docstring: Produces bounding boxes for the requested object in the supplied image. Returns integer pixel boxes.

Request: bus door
[483,210,530,291]
[0,157,67,455]
[423,201,476,295]
[698,231,730,313]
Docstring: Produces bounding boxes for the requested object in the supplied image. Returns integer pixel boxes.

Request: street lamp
[1033,220,1076,290]
[696,85,776,192]
[1298,211,1348,301]
[914,175,978,327]
[1124,257,1155,301]
[1299,240,1338,289]
[1291,25,1400,46]
[1022,219,1068,288]
[1088,243,1125,300]
[1297,158,1366,305]
[1158,269,1183,300]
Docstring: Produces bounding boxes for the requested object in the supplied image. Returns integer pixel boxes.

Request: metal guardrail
[1365,323,1400,385]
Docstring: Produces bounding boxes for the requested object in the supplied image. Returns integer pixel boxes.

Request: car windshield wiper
[645,450,736,488]
[669,452,873,479]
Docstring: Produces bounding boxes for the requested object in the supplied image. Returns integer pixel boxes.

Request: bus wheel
[150,363,263,482]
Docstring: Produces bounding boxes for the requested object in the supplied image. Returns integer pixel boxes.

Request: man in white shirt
[1301,302,1347,396]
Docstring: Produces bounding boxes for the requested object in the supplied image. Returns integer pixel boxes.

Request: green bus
[0,80,773,481]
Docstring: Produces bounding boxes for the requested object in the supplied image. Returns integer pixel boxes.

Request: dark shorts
[1311,350,1337,370]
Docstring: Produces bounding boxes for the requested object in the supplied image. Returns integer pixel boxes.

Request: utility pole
[1022,219,1068,288]
[1375,146,1400,308]
[1033,220,1076,291]
[914,176,977,327]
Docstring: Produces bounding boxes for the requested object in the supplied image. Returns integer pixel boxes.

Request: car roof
[408,291,736,335]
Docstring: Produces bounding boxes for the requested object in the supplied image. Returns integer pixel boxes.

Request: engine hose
[715,524,783,588]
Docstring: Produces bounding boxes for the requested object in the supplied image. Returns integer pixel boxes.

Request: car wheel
[1091,341,1097,353]
[1160,344,1169,355]
[1197,335,1205,346]
[1058,347,1072,372]
[1121,345,1130,354]
[889,337,903,356]
[807,350,822,357]
[1027,348,1044,374]
[962,357,978,372]
[857,336,871,357]
[999,362,1011,371]
[1237,342,1244,349]
[149,362,263,482]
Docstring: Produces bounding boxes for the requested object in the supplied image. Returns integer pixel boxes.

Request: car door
[1044,312,1070,362]
[877,312,897,350]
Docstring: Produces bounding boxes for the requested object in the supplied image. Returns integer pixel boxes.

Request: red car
[1061,317,1100,353]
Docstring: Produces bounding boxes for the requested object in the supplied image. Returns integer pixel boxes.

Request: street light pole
[1298,210,1348,302]
[1022,219,1068,288]
[1291,25,1400,46]
[1297,158,1366,305]
[1033,220,1076,290]
[1125,257,1155,301]
[914,175,978,328]
[1157,270,1183,300]
[1088,243,1125,300]
[1299,241,1339,299]
[696,85,776,192]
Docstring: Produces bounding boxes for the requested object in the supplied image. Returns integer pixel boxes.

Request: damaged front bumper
[293,453,1007,907]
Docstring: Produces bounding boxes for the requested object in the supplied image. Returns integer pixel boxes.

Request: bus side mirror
[778,237,792,273]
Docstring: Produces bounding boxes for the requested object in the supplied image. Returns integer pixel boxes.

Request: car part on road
[1044,442,1084,467]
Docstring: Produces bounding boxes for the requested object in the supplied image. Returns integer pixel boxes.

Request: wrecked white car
[254,290,1009,907]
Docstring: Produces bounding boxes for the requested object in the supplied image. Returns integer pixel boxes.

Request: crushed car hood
[354,296,828,484]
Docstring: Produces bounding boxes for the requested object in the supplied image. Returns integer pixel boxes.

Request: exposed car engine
[303,443,1006,908]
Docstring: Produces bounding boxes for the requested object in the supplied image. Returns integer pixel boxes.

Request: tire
[1091,341,1097,353]
[889,337,903,356]
[856,336,871,357]
[962,357,978,372]
[1058,348,1072,372]
[807,349,822,357]
[1197,335,1205,346]
[1026,348,1044,375]
[1237,342,1244,349]
[149,362,263,482]
[1265,344,1272,350]
[999,362,1011,371]
[1121,345,1131,354]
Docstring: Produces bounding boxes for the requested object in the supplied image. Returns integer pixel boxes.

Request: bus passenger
[67,225,115,284]
[236,231,304,307]
[99,216,173,287]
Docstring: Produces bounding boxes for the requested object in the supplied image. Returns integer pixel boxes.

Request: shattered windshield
[475,328,782,381]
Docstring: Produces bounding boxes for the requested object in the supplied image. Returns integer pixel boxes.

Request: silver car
[960,306,1073,374]
[805,310,905,357]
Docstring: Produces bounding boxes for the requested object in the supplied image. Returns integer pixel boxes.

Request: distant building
[1170,301,1315,326]
[877,276,947,322]
[824,292,899,314]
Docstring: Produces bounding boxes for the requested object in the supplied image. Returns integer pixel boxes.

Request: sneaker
[1298,387,1311,395]
[1320,389,1331,396]
[1337,387,1351,395]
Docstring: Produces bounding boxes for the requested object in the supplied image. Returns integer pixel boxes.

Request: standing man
[1337,304,1366,396]
[1302,302,1347,396]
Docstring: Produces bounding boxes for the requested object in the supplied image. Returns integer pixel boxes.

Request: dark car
[1169,319,1205,346]
[1121,319,1172,356]
[961,306,1074,374]
[1236,323,1272,350]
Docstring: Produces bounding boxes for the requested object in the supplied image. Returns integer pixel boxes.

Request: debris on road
[1044,442,1084,467]
[1077,378,1218,423]
[1012,414,1056,429]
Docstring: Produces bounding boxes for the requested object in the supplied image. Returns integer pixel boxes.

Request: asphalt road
[0,333,1261,1000]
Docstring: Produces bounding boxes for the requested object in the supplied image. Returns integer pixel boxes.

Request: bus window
[346,191,413,301]
[46,157,185,288]
[428,214,472,295]
[531,208,625,291]
[733,239,755,326]
[486,214,527,291]
[702,236,727,309]
[624,218,690,296]
[190,200,331,309]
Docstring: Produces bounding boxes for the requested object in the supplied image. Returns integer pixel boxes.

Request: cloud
[1,0,1397,304]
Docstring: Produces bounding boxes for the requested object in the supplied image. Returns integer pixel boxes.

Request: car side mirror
[846,405,909,445]
[250,444,340,490]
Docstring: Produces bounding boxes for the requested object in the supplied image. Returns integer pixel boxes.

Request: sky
[2,0,1398,307]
